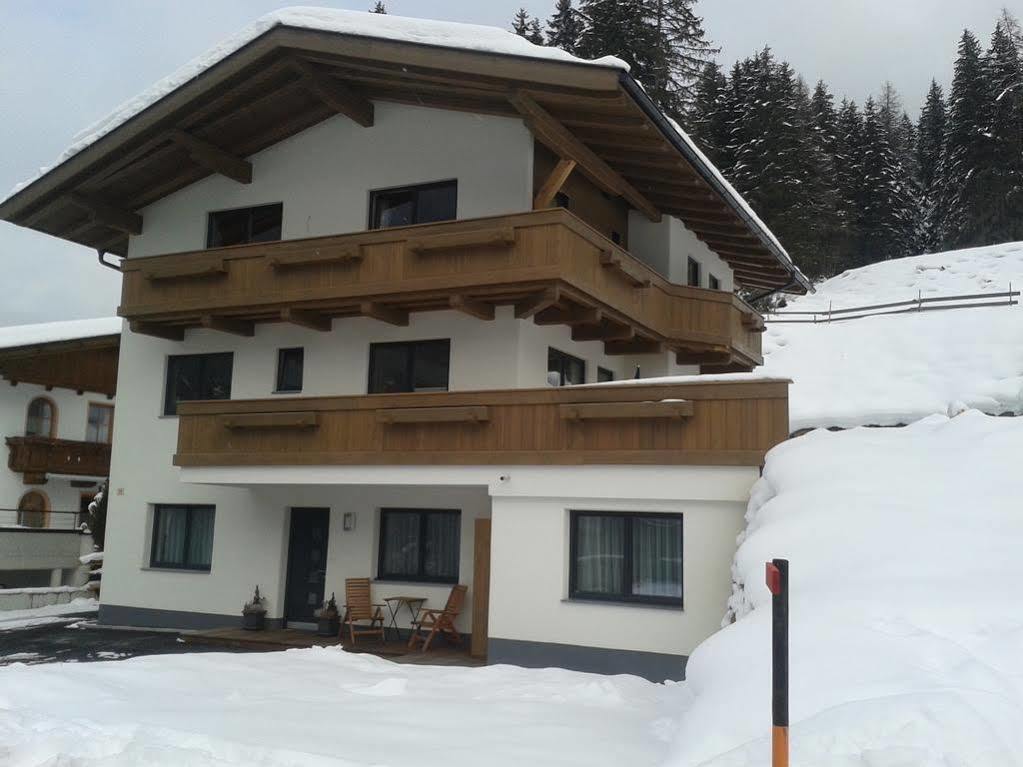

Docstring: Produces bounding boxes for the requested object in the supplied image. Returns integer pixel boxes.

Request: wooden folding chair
[340,577,386,645]
[408,584,467,651]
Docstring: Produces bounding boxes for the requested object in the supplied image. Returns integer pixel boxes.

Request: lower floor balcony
[173,378,789,469]
[6,436,111,485]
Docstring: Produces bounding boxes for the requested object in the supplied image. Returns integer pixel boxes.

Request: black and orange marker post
[765,558,789,767]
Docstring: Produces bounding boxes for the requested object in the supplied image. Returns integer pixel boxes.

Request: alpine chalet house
[0,319,119,589]
[0,9,807,680]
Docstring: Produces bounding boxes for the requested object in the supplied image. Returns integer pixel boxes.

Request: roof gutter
[617,73,812,294]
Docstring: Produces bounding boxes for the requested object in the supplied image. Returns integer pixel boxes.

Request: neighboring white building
[0,9,806,680]
[0,319,119,588]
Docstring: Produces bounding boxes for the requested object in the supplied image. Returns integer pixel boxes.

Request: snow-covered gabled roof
[0,317,121,353]
[0,7,806,292]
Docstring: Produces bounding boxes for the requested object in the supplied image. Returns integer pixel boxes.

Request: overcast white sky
[0,0,1012,325]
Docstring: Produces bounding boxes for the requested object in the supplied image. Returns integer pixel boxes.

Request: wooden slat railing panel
[6,437,111,479]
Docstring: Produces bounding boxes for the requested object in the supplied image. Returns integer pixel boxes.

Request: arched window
[17,491,49,529]
[25,397,56,438]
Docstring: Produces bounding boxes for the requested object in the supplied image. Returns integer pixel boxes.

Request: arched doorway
[25,397,56,438]
[17,491,49,529]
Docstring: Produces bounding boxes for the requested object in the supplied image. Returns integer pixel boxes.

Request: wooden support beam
[166,129,252,184]
[534,306,602,326]
[533,158,576,209]
[280,307,332,332]
[200,314,255,337]
[604,338,665,355]
[449,295,495,321]
[222,412,320,430]
[509,91,661,222]
[688,222,755,239]
[360,301,409,326]
[676,349,734,366]
[292,59,374,127]
[710,243,773,258]
[514,287,560,319]
[572,323,635,343]
[67,192,142,235]
[560,400,693,421]
[129,321,184,341]
[742,312,767,333]
[599,250,652,288]
[407,227,515,254]
[377,406,490,425]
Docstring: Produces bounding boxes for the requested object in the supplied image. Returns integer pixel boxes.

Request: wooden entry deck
[185,627,483,667]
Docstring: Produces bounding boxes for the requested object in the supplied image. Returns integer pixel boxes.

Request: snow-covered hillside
[669,411,1023,766]
[763,241,1023,430]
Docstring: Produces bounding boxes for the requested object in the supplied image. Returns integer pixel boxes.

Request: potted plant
[315,592,340,636]
[242,585,267,631]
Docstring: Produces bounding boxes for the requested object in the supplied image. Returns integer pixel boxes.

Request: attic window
[207,203,282,248]
[709,274,721,291]
[370,180,457,229]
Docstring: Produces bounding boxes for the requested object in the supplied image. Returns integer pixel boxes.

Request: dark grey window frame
[163,353,233,416]
[708,273,721,291]
[368,180,458,230]
[377,508,461,584]
[206,202,283,248]
[548,347,586,386]
[597,366,615,383]
[367,339,451,394]
[150,504,216,572]
[687,257,702,288]
[275,347,304,393]
[568,510,684,608]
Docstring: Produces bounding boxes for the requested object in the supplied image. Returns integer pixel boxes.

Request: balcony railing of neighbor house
[174,378,790,469]
[6,437,111,484]
[119,209,765,369]
[0,508,84,530]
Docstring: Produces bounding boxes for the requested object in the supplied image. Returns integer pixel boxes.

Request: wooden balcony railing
[6,436,111,484]
[174,379,789,468]
[120,209,764,368]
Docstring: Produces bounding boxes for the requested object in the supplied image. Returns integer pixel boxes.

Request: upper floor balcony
[6,436,111,485]
[119,209,765,369]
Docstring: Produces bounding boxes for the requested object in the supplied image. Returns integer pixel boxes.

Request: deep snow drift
[0,647,679,766]
[669,412,1023,766]
[763,241,1023,429]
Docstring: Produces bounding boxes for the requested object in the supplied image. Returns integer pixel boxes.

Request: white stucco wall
[128,102,533,259]
[629,213,735,292]
[0,381,110,527]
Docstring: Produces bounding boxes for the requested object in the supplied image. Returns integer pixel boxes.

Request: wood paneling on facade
[173,379,789,468]
[120,209,763,367]
[7,436,112,484]
[0,337,119,396]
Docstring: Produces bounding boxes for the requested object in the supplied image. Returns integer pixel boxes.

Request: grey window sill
[141,566,211,575]
[560,598,683,612]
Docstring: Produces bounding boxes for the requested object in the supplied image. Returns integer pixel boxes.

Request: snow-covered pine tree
[982,18,1023,243]
[647,0,719,119]
[370,1,386,13]
[578,0,661,94]
[526,18,545,44]
[834,98,865,268]
[546,0,585,53]
[512,8,532,37]
[803,80,848,276]
[935,30,991,249]
[689,61,730,163]
[915,80,947,250]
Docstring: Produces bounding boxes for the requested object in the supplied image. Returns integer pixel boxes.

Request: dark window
[164,353,233,416]
[368,340,450,394]
[554,191,571,209]
[708,274,721,291]
[687,257,701,288]
[25,398,55,437]
[378,509,460,583]
[610,230,622,245]
[548,347,586,387]
[206,203,282,248]
[369,181,457,229]
[275,348,304,393]
[150,504,216,571]
[569,511,683,607]
[86,403,114,443]
[597,366,615,383]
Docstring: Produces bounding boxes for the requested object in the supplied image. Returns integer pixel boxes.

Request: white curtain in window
[383,512,420,576]
[632,517,682,598]
[154,508,187,564]
[423,513,460,579]
[575,516,625,594]
[187,507,215,567]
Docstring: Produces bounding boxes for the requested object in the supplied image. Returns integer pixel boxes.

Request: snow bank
[0,597,97,631]
[668,412,1023,766]
[0,647,675,766]
[3,7,626,202]
[0,317,121,351]
[763,241,1023,429]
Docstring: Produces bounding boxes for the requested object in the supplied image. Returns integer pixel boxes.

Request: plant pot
[242,611,266,631]
[317,615,339,636]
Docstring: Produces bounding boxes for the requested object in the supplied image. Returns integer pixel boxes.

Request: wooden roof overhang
[0,25,809,293]
[0,334,120,396]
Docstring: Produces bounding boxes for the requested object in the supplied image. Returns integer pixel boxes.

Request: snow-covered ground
[764,241,1023,430]
[0,647,678,767]
[0,597,97,631]
[668,411,1023,766]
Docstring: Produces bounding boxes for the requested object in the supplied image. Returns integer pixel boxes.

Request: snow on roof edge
[2,7,627,204]
[0,317,122,351]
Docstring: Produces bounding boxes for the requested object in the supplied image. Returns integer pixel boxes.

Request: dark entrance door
[284,508,330,626]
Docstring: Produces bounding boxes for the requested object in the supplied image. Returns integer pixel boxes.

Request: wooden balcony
[6,436,111,484]
[174,378,789,468]
[119,209,764,369]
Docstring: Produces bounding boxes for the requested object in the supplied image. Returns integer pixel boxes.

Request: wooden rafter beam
[572,323,635,343]
[129,321,183,341]
[688,222,754,238]
[533,158,576,209]
[508,91,661,222]
[605,338,664,356]
[514,287,560,319]
[534,306,602,326]
[712,243,775,258]
[200,314,255,337]
[360,301,409,326]
[291,59,374,127]
[449,295,495,321]
[67,192,142,236]
[280,307,331,332]
[167,129,252,185]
